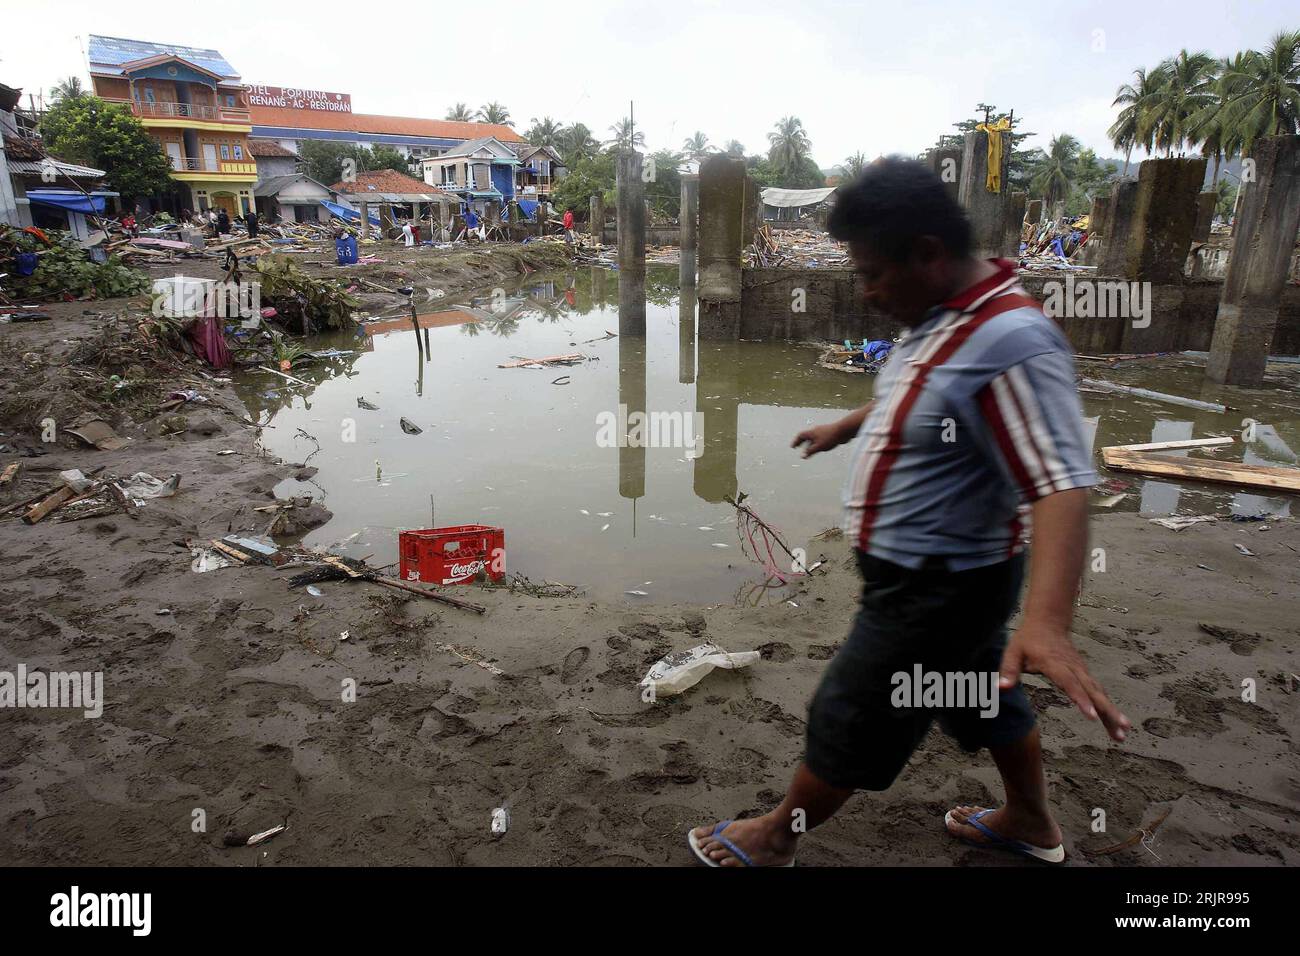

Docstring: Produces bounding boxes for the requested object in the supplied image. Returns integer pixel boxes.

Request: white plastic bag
[638,642,760,697]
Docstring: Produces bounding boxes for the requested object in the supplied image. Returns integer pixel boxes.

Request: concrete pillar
[926,147,962,202]
[1099,180,1139,277]
[1193,191,1217,243]
[958,129,1011,259]
[589,194,603,243]
[1206,136,1300,386]
[1004,191,1027,257]
[680,172,699,288]
[1051,200,1066,221]
[616,150,646,334]
[1078,195,1108,266]
[1123,157,1206,283]
[697,154,748,337]
[1025,199,1042,225]
[358,200,369,241]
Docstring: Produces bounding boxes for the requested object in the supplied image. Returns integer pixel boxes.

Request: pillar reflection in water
[617,270,646,528]
[693,339,740,504]
[678,282,697,385]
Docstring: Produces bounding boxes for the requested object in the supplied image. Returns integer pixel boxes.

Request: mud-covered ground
[1,252,1297,866]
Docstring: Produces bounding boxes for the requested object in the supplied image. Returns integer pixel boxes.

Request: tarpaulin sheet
[26,190,105,214]
[760,186,836,209]
[320,200,380,226]
[517,199,539,220]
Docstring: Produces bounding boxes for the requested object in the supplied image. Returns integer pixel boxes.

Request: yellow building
[88,35,257,217]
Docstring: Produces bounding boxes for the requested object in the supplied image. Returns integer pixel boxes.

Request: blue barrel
[335,235,358,265]
[16,252,38,276]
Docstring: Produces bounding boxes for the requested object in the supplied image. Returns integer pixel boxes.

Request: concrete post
[680,172,699,288]
[1025,199,1042,225]
[616,150,646,334]
[1206,136,1300,386]
[926,147,962,202]
[358,200,369,241]
[958,129,1011,259]
[1192,191,1217,243]
[1079,195,1108,265]
[1099,180,1139,277]
[1004,191,1027,257]
[589,194,603,243]
[697,155,748,337]
[380,203,394,238]
[1123,157,1206,283]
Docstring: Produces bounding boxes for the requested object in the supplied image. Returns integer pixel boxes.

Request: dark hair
[827,157,971,260]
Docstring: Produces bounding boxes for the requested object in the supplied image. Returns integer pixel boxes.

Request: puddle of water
[237,266,1299,602]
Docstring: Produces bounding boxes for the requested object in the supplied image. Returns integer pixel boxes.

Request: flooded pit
[237,265,1300,603]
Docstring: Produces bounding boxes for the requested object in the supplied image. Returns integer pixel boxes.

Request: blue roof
[87,35,240,79]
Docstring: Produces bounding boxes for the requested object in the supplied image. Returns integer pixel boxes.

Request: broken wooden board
[1105,437,1234,453]
[1101,448,1300,493]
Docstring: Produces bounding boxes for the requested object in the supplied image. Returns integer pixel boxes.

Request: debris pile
[1,226,151,303]
[747,225,848,268]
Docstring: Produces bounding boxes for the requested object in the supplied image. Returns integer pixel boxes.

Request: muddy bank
[0,307,1297,867]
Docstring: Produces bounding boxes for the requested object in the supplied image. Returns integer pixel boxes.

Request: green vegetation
[39,95,173,204]
[299,141,409,186]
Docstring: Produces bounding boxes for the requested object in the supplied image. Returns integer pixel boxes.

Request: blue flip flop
[944,808,1065,864]
[687,820,796,867]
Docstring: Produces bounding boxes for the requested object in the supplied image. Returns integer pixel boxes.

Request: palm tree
[476,102,512,126]
[1029,134,1081,209]
[767,116,811,176]
[1109,67,1164,174]
[840,151,868,180]
[51,76,86,102]
[445,103,473,122]
[682,131,711,162]
[1217,30,1300,155]
[607,117,645,151]
[723,139,745,157]
[1188,53,1251,188]
[1141,49,1218,157]
[524,116,563,147]
[557,123,599,164]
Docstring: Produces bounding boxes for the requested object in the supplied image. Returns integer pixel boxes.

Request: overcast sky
[2,0,1295,166]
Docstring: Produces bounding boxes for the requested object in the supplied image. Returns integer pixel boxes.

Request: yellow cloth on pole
[975,117,1012,194]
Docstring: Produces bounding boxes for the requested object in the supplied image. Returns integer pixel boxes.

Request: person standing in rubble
[562,207,575,243]
[688,158,1129,868]
[244,209,259,240]
[216,208,231,236]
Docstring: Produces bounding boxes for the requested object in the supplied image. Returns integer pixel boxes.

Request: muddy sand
[1,267,1297,867]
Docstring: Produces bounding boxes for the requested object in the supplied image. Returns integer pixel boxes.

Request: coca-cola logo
[445,560,486,582]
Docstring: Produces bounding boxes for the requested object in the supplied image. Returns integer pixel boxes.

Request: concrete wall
[733,267,1300,356]
[602,224,678,245]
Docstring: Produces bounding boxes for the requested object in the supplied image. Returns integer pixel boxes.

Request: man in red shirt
[562,207,575,243]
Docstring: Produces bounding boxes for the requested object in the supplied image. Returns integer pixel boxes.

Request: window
[144,88,155,104]
[233,145,243,160]
[225,94,236,108]
[221,144,230,160]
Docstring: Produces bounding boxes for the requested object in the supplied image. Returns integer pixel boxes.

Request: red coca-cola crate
[399,525,506,586]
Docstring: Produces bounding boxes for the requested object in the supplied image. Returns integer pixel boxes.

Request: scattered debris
[638,642,760,697]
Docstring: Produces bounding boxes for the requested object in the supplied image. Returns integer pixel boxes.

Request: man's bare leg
[945,727,1062,849]
[692,764,853,866]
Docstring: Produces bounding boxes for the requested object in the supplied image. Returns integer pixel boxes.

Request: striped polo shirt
[842,259,1097,571]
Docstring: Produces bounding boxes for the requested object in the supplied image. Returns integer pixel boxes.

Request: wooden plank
[22,486,74,524]
[1104,437,1234,454]
[1101,449,1300,493]
[0,462,21,489]
[209,539,252,563]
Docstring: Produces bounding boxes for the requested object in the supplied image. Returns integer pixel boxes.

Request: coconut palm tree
[767,116,811,176]
[682,131,711,162]
[840,151,868,180]
[1188,53,1251,187]
[445,103,473,122]
[525,116,563,148]
[476,102,512,126]
[1109,67,1164,174]
[723,139,745,157]
[1217,30,1300,155]
[557,123,600,164]
[607,117,645,151]
[1141,50,1218,157]
[1029,134,1081,209]
[50,76,86,102]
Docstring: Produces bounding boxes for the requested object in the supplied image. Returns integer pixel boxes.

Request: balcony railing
[103,98,250,123]
[169,157,256,175]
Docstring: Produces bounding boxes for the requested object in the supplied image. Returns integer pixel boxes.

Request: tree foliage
[39,96,172,203]
[299,141,410,185]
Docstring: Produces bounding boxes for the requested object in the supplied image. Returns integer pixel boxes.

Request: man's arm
[999,488,1131,742]
[792,402,873,458]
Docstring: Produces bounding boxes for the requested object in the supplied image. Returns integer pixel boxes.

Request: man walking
[689,158,1130,867]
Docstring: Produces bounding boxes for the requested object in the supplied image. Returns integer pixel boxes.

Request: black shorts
[805,550,1036,791]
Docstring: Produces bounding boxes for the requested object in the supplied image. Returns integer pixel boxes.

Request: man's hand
[1000,619,1131,742]
[792,402,872,458]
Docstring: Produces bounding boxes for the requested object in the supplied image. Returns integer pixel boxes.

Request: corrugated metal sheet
[87,35,239,79]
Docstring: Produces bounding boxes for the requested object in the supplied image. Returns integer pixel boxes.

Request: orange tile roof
[330,169,450,196]
[247,138,297,157]
[249,104,522,143]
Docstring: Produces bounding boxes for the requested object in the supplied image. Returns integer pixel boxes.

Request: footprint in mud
[1142,717,1188,739]
[807,644,838,660]
[1086,624,1134,650]
[757,642,795,663]
[724,697,805,737]
[561,646,591,684]
[1197,622,1263,656]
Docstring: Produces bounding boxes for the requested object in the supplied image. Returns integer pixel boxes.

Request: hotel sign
[245,85,352,113]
